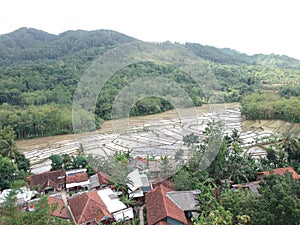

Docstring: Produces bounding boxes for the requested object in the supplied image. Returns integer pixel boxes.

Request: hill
[185,42,300,70]
[0,27,136,66]
[0,27,300,139]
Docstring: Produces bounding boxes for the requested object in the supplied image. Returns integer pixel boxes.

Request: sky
[1,0,300,59]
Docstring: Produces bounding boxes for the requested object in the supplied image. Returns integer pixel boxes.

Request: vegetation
[241,93,300,122]
[0,190,71,225]
[172,126,300,224]
[0,127,30,190]
[1,28,300,138]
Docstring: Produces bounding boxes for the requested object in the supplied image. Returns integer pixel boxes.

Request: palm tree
[280,125,300,162]
[0,126,18,161]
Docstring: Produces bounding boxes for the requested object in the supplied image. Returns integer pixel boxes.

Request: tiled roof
[48,195,69,219]
[152,178,174,190]
[146,184,188,225]
[97,172,110,185]
[136,156,148,164]
[66,172,89,184]
[155,221,171,225]
[29,170,65,190]
[68,191,111,225]
[257,167,300,180]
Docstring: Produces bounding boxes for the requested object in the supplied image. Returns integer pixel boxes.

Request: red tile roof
[29,170,65,190]
[68,191,111,225]
[48,195,69,219]
[155,221,171,225]
[152,178,174,190]
[97,172,110,185]
[257,167,300,180]
[66,172,89,184]
[146,184,188,225]
[136,156,148,164]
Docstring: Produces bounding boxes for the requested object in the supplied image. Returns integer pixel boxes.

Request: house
[256,167,300,180]
[146,184,188,225]
[68,188,133,225]
[129,156,148,170]
[68,191,111,225]
[48,194,70,220]
[0,187,37,207]
[28,170,65,193]
[66,168,90,191]
[166,190,200,219]
[89,172,110,190]
[148,159,177,180]
[97,188,133,221]
[127,169,151,198]
[231,181,260,195]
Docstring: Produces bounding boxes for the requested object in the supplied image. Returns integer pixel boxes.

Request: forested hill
[184,42,300,70]
[1,27,300,68]
[0,27,137,66]
[1,27,300,139]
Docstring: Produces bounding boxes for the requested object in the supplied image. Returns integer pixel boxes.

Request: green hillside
[0,28,300,138]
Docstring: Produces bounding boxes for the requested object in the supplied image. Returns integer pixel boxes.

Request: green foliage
[172,168,196,191]
[0,192,71,225]
[0,156,19,190]
[193,205,233,225]
[86,154,132,185]
[49,154,63,171]
[222,174,300,225]
[183,133,200,147]
[2,28,300,139]
[158,156,174,179]
[0,126,18,160]
[49,153,88,171]
[241,93,300,122]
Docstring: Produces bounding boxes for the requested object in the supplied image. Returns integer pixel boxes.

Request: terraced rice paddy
[16,103,297,174]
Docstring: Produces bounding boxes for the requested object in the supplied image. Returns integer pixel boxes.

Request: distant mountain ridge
[1,27,300,69]
[0,27,137,65]
[184,42,300,70]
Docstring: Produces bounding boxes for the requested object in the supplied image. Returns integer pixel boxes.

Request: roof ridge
[165,192,184,210]
[77,193,91,224]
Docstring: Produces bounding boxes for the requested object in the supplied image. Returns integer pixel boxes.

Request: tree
[0,126,18,160]
[14,151,31,173]
[159,156,174,179]
[183,133,199,147]
[174,148,184,162]
[172,168,195,191]
[0,191,71,225]
[280,127,300,162]
[49,154,63,171]
[0,189,24,225]
[222,173,300,225]
[0,156,19,190]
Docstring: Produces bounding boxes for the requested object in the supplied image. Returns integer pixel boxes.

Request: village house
[28,169,66,193]
[129,156,148,170]
[146,183,199,225]
[67,188,133,225]
[88,171,110,190]
[48,194,70,220]
[231,167,300,195]
[66,168,90,192]
[0,186,37,210]
[127,169,152,198]
[256,166,300,180]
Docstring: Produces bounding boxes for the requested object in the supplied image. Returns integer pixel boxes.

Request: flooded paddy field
[16,103,297,173]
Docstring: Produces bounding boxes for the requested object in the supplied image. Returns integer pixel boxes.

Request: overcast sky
[1,0,300,59]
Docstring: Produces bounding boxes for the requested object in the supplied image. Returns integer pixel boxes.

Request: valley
[16,103,296,174]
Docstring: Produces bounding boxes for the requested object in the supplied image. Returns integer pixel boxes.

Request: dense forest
[1,27,300,138]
